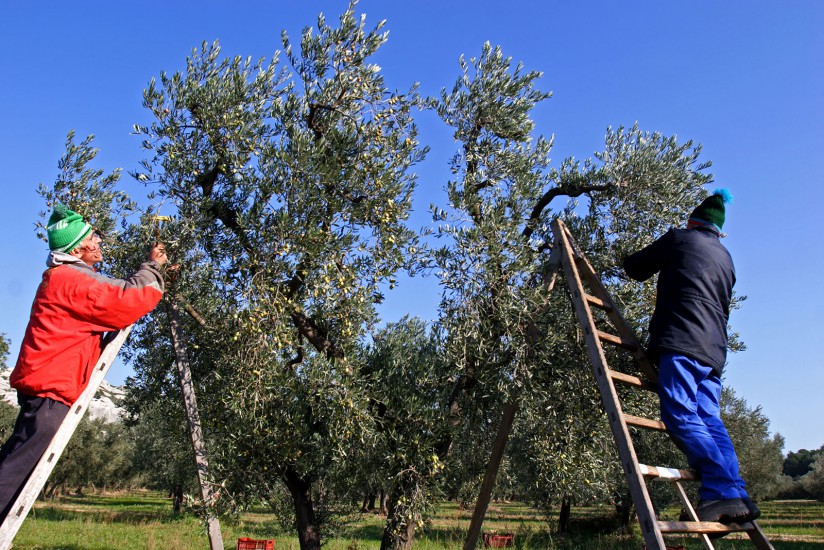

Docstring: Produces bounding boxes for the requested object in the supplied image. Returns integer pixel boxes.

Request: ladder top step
[658,520,756,534]
[638,464,698,481]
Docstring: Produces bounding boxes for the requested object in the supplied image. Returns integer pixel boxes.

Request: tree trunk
[379,496,417,550]
[463,400,519,550]
[362,490,377,512]
[380,489,389,515]
[173,483,184,514]
[45,481,64,499]
[614,490,633,533]
[283,469,321,550]
[557,494,572,533]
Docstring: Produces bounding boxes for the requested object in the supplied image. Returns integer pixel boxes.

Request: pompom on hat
[689,188,733,232]
[46,204,93,252]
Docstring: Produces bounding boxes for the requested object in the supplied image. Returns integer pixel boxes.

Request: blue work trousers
[657,353,747,501]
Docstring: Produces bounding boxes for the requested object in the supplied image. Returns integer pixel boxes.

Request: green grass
[8,492,824,549]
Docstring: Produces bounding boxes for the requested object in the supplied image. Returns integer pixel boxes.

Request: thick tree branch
[290,309,344,360]
[522,182,614,239]
[178,297,212,330]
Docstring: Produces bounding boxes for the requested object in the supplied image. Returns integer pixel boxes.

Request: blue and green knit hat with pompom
[46,204,93,252]
[689,188,733,231]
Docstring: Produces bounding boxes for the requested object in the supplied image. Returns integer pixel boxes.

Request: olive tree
[429,42,714,541]
[131,5,426,549]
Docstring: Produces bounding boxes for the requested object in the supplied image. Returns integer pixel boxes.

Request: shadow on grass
[57,494,168,509]
[31,505,187,525]
[340,523,385,542]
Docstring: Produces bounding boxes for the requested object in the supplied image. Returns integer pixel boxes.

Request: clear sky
[1,1,821,453]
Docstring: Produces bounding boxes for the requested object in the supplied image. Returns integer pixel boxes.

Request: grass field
[8,492,824,549]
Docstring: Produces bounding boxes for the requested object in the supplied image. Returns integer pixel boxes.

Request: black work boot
[742,497,761,522]
[696,498,749,523]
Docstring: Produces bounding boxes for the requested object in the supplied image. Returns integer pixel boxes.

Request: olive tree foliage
[128,399,199,512]
[43,417,135,497]
[720,386,784,501]
[358,317,449,549]
[35,131,140,271]
[427,41,715,529]
[0,333,9,368]
[800,458,824,501]
[0,333,13,442]
[130,5,426,549]
[0,401,16,445]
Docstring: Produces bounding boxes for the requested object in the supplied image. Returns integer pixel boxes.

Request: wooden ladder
[550,219,774,550]
[0,327,133,550]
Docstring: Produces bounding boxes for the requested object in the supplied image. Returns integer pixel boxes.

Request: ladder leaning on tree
[551,218,774,550]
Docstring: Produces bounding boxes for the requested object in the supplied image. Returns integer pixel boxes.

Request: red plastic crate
[237,538,274,550]
[483,532,514,548]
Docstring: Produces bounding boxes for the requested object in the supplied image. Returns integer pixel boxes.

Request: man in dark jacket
[623,189,758,524]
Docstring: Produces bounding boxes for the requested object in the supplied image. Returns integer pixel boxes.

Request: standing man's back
[624,225,734,376]
[623,189,760,526]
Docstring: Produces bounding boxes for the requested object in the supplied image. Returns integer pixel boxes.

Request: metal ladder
[0,327,133,550]
[551,219,774,550]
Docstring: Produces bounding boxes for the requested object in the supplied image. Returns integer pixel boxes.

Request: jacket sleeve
[74,261,165,331]
[622,230,674,282]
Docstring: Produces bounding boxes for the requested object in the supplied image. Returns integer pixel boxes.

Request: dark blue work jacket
[622,226,735,376]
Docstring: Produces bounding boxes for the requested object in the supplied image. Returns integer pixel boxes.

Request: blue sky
[1,1,821,453]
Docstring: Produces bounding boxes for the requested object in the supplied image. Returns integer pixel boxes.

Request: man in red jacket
[0,205,167,522]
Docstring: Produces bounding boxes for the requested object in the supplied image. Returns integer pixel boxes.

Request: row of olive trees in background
[776,444,824,500]
[17,4,796,550]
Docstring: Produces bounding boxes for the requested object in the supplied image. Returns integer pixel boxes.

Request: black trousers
[0,393,69,523]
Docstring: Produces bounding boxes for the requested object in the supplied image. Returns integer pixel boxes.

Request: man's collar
[47,251,93,269]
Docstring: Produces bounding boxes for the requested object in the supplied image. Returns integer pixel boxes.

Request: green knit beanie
[46,204,93,252]
[689,188,733,231]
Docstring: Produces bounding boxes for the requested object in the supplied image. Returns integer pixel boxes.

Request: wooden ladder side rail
[0,327,133,550]
[168,300,224,550]
[551,219,667,550]
[558,224,658,383]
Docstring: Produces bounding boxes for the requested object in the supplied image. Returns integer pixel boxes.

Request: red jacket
[11,252,164,406]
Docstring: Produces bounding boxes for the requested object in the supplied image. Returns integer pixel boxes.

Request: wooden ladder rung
[623,414,667,432]
[608,370,657,392]
[638,463,698,481]
[584,293,612,311]
[658,520,755,534]
[596,330,638,351]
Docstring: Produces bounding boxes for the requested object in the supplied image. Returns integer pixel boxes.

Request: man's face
[71,232,103,267]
